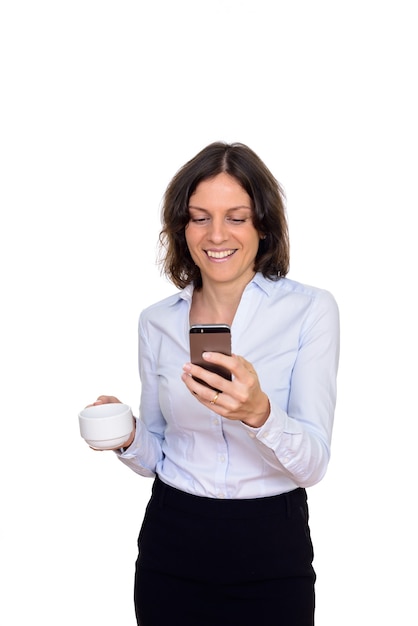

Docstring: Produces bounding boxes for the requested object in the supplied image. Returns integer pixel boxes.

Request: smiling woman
[159,141,290,291]
[86,142,340,626]
[185,173,261,298]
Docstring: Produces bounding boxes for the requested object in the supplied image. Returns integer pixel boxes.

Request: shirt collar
[173,273,278,305]
[249,272,277,296]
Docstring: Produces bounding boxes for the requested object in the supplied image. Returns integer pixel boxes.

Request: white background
[1,1,417,624]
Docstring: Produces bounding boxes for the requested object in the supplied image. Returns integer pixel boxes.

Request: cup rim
[78,403,132,420]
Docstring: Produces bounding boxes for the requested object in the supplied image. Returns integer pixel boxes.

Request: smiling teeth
[206,250,235,259]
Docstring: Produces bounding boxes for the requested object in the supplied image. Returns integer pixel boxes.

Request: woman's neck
[190,277,252,326]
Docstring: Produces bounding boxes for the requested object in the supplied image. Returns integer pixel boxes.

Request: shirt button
[213,418,220,426]
[217,493,225,499]
[219,455,225,463]
[247,431,256,439]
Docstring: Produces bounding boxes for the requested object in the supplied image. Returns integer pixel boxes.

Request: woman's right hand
[86,395,123,407]
[85,395,136,451]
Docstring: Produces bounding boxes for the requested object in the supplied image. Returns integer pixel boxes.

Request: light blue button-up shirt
[119,273,340,499]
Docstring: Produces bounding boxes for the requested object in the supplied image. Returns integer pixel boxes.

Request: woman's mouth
[205,249,236,259]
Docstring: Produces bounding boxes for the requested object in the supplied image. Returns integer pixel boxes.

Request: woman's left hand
[182,352,270,428]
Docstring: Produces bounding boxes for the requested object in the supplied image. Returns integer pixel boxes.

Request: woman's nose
[208,218,227,242]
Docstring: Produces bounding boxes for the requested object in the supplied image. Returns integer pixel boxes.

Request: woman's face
[185,172,262,290]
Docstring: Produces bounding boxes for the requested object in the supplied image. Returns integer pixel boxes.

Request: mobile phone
[189,324,232,388]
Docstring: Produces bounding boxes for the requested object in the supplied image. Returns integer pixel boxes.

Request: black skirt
[134,476,316,626]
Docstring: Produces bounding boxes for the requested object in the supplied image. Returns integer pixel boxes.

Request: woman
[90,142,340,625]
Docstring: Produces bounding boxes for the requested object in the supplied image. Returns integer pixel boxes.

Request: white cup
[78,403,134,450]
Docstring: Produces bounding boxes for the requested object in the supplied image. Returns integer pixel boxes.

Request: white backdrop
[1,1,417,624]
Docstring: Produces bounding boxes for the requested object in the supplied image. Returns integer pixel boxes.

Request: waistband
[152,475,307,520]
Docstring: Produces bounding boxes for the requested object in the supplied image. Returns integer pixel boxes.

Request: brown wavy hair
[159,142,289,289]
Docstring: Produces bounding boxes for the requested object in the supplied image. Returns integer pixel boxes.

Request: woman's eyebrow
[188,205,252,211]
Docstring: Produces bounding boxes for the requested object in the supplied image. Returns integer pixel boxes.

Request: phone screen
[189,324,232,386]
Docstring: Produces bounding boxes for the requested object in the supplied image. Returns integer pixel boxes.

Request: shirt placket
[211,413,229,499]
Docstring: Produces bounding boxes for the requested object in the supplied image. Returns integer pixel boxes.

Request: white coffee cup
[78,403,134,450]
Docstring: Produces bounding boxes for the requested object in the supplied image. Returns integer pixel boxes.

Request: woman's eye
[189,216,248,224]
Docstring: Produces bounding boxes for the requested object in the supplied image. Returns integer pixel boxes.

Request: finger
[201,352,255,382]
[183,363,230,395]
[229,356,260,384]
[182,371,228,410]
[96,395,122,404]
[201,351,235,373]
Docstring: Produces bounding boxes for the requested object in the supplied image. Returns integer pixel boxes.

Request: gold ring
[210,392,219,405]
